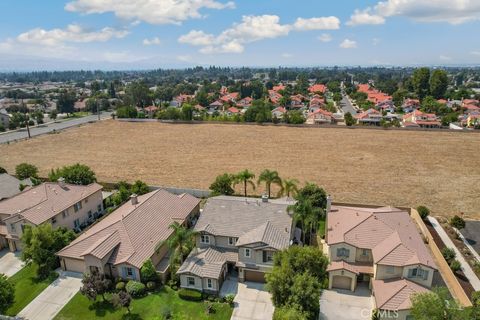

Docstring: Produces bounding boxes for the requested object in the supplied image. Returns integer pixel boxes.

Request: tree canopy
[0,274,15,314]
[49,163,96,185]
[210,173,235,196]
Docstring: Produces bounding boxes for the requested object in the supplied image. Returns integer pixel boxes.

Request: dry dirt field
[1,120,479,218]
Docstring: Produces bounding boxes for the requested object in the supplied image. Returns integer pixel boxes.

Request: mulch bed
[425,219,475,300]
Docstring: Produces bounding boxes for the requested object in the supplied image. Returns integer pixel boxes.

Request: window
[245,248,251,258]
[88,211,92,219]
[10,224,16,232]
[74,219,80,228]
[228,237,237,246]
[362,249,368,256]
[51,217,57,224]
[126,267,134,277]
[408,267,429,280]
[74,201,82,212]
[200,235,210,244]
[187,277,195,286]
[263,251,274,263]
[207,279,213,288]
[62,210,68,218]
[386,266,395,274]
[336,248,350,258]
[97,204,102,212]
[85,197,88,203]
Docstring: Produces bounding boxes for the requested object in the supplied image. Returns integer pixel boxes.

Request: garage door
[245,270,266,283]
[332,276,352,290]
[62,258,86,273]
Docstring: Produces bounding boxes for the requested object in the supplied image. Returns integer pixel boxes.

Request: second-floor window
[263,250,274,263]
[10,223,16,232]
[51,217,57,224]
[361,249,368,256]
[386,265,395,274]
[336,248,350,258]
[408,267,429,280]
[228,237,237,246]
[74,201,82,212]
[245,248,251,258]
[200,235,210,244]
[74,219,80,228]
[62,210,68,218]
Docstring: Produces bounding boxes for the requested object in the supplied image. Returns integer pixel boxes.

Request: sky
[0,0,480,70]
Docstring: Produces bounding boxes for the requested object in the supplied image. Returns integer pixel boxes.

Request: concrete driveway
[231,282,274,320]
[0,249,24,277]
[320,285,373,320]
[18,270,82,320]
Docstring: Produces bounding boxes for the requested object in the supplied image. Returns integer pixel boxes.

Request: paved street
[18,270,82,320]
[339,94,357,115]
[0,112,110,144]
[0,249,23,277]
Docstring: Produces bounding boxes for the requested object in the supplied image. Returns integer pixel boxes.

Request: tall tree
[15,162,38,180]
[234,169,256,197]
[412,68,431,100]
[411,287,469,320]
[57,90,76,114]
[156,222,197,267]
[0,274,15,314]
[48,163,96,185]
[258,169,282,198]
[280,178,299,198]
[288,199,321,244]
[209,173,235,196]
[430,69,448,99]
[124,81,152,109]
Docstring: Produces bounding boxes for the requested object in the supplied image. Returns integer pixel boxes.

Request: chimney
[58,177,66,188]
[261,193,269,203]
[130,194,138,205]
[326,194,332,213]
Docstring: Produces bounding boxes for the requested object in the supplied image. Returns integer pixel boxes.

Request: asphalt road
[460,220,480,254]
[0,112,110,144]
[339,94,357,115]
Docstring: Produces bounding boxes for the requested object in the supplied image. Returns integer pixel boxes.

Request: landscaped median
[5,263,58,316]
[54,286,233,320]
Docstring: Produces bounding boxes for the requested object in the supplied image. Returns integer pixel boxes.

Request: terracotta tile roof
[308,84,326,94]
[0,182,102,225]
[177,247,237,278]
[195,196,293,249]
[327,260,374,275]
[372,278,429,311]
[236,220,290,250]
[227,107,240,114]
[327,206,436,269]
[57,189,200,268]
[272,84,285,92]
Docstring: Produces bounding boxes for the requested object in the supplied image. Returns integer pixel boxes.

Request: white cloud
[177,55,193,62]
[179,14,341,54]
[372,38,381,45]
[65,0,235,25]
[281,53,293,58]
[17,24,128,46]
[143,37,161,46]
[439,55,452,61]
[347,9,385,26]
[340,39,357,49]
[348,0,480,26]
[318,33,332,42]
[293,17,340,30]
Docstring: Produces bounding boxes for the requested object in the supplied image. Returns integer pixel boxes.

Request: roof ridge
[379,281,409,309]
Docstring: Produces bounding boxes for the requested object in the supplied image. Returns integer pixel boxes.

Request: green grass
[5,264,58,316]
[318,218,326,238]
[55,286,233,320]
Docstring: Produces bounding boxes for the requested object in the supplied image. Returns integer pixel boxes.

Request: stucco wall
[328,242,357,263]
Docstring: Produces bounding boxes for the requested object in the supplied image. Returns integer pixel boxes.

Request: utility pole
[22,99,31,139]
[97,99,100,121]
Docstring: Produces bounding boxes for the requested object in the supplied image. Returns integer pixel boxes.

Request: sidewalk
[427,216,480,291]
[18,269,82,320]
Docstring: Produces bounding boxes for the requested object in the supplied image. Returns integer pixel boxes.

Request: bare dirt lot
[1,120,479,218]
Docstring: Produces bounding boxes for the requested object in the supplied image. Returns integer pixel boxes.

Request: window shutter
[122,267,127,278]
[345,249,350,258]
[263,251,267,263]
[407,269,413,278]
[423,270,429,280]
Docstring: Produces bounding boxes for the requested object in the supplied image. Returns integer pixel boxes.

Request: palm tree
[234,169,256,197]
[288,198,321,244]
[258,169,282,198]
[280,178,299,198]
[156,222,197,266]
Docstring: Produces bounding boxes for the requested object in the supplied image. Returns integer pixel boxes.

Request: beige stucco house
[177,196,298,294]
[324,206,437,320]
[0,180,103,251]
[57,189,200,282]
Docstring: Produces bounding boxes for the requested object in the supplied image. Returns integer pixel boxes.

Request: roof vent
[261,193,269,203]
[58,177,66,188]
[130,194,138,205]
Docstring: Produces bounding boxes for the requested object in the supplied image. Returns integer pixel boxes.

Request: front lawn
[5,263,58,316]
[55,286,233,320]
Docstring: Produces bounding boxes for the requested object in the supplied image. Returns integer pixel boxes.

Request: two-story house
[324,206,437,320]
[57,189,200,282]
[177,196,296,294]
[0,179,103,252]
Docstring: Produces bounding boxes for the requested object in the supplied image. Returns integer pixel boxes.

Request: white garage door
[332,276,352,290]
[63,258,85,273]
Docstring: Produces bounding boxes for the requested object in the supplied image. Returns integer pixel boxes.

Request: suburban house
[0,180,103,252]
[208,100,224,113]
[0,173,32,201]
[355,108,382,125]
[236,97,253,108]
[308,84,326,94]
[0,108,10,128]
[177,196,297,294]
[324,205,437,320]
[268,90,283,105]
[402,99,420,113]
[306,109,333,125]
[402,110,441,128]
[57,189,200,282]
[271,107,287,119]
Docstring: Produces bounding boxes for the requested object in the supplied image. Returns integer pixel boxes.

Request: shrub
[140,259,158,283]
[116,282,125,292]
[178,288,202,301]
[224,294,235,305]
[15,162,38,179]
[441,247,456,263]
[171,285,178,291]
[450,215,466,230]
[417,206,430,220]
[273,305,308,320]
[205,302,215,314]
[473,261,480,274]
[450,259,462,273]
[126,280,146,298]
[0,166,6,174]
[146,281,156,291]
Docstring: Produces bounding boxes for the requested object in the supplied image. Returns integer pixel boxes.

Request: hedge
[178,288,202,301]
[126,280,146,297]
